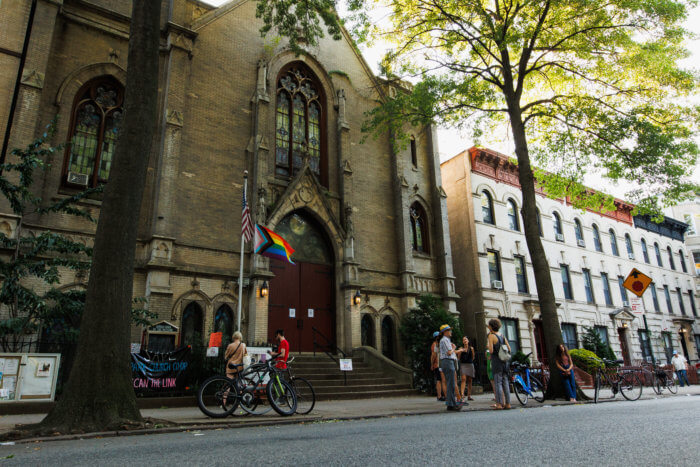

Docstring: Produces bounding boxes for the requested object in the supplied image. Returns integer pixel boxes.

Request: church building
[0,0,458,364]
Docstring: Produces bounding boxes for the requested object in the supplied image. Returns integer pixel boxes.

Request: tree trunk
[39,0,162,433]
[507,104,566,400]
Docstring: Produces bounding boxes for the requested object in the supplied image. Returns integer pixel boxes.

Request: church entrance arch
[268,211,335,352]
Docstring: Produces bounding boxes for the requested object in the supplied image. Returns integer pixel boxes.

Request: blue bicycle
[510,356,545,405]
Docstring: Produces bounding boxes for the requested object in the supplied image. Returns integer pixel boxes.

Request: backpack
[497,334,511,362]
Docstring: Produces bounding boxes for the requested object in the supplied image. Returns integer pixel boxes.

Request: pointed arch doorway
[268,211,335,352]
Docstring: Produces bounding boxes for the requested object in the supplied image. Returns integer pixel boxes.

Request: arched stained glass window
[181,302,204,346]
[381,315,395,360]
[361,314,375,348]
[410,202,429,253]
[64,76,124,187]
[275,65,325,184]
[214,304,234,345]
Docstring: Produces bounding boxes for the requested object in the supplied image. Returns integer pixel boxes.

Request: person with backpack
[430,331,445,401]
[487,318,511,410]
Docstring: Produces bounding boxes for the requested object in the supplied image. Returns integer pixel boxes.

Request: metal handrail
[311,326,347,386]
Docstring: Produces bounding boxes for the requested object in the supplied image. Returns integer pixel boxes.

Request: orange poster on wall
[208,332,222,348]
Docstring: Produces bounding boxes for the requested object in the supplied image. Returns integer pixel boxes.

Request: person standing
[224,331,248,379]
[270,328,290,370]
[457,336,476,401]
[671,350,690,387]
[438,324,461,411]
[430,331,445,401]
[487,319,511,410]
[556,344,577,401]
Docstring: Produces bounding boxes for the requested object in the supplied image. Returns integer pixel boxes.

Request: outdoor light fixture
[260,281,269,298]
[353,290,362,306]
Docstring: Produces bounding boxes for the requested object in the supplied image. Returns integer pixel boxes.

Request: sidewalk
[1,386,699,443]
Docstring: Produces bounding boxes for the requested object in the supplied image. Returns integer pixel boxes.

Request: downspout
[0,0,38,174]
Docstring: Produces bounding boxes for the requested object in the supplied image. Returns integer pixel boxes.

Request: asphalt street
[1,395,698,466]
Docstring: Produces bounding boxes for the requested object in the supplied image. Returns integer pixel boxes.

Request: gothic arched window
[361,314,375,348]
[275,65,325,185]
[410,202,429,253]
[181,302,204,346]
[214,304,234,345]
[63,76,124,188]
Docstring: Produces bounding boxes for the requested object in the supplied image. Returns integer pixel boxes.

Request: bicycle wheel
[290,377,316,415]
[267,376,297,416]
[238,376,274,416]
[594,372,601,404]
[512,380,528,406]
[530,376,545,403]
[197,375,239,418]
[620,373,642,401]
[667,376,677,394]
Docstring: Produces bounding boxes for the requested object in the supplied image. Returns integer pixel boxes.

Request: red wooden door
[268,261,299,346]
[300,263,334,352]
[268,261,334,352]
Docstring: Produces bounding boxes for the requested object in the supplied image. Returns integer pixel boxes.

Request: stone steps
[284,354,415,400]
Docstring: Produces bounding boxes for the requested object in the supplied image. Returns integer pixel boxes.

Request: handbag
[497,335,511,362]
[243,354,252,369]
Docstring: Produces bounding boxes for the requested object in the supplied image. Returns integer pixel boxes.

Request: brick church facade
[0,0,458,361]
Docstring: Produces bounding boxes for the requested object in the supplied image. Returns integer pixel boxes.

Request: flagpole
[237,171,248,332]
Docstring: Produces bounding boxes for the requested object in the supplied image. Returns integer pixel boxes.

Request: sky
[203,0,700,200]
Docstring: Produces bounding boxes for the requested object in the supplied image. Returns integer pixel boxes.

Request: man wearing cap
[671,350,690,387]
[439,324,461,411]
[431,331,445,401]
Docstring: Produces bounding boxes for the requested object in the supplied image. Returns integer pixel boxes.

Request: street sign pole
[623,268,655,366]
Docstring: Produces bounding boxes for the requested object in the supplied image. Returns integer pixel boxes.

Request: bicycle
[197,356,297,418]
[510,356,545,405]
[280,356,316,415]
[651,365,677,395]
[593,358,643,403]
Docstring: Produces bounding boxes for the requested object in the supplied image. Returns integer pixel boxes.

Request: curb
[2,391,697,445]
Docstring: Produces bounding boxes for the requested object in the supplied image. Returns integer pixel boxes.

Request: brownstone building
[0,0,458,364]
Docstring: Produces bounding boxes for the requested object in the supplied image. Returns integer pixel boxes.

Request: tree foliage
[398,294,462,391]
[581,326,617,362]
[362,0,699,214]
[0,122,98,351]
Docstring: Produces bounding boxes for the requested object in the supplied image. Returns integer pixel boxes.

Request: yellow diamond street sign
[623,268,652,298]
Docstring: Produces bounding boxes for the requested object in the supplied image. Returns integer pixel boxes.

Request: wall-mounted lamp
[260,281,269,298]
[679,327,687,334]
[353,290,362,306]
[622,322,629,328]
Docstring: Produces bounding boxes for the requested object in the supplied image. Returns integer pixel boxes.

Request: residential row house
[442,147,699,367]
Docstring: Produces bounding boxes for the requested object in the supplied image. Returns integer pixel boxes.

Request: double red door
[268,261,334,352]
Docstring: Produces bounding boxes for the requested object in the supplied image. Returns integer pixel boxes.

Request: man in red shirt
[270,328,289,370]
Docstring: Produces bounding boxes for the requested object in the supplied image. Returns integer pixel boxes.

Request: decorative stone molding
[21,70,44,89]
[166,109,184,127]
[342,159,353,175]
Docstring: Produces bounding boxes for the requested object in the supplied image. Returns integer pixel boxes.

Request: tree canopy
[361,0,699,214]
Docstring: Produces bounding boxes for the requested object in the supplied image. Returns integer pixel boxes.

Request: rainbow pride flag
[254,224,295,264]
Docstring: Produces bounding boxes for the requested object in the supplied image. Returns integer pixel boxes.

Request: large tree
[360,0,699,398]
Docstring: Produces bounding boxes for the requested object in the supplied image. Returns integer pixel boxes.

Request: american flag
[242,186,253,242]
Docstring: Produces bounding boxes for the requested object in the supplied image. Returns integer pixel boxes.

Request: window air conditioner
[556,234,565,242]
[67,171,89,186]
[492,280,503,290]
[577,239,586,247]
[623,301,630,307]
[628,253,635,260]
